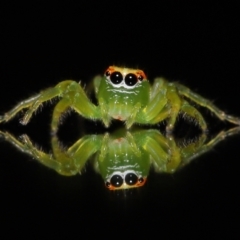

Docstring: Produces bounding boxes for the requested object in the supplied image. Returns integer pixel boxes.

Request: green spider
[0,66,239,131]
[1,127,239,190]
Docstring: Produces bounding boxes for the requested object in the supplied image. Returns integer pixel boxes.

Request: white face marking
[107,79,141,89]
[105,169,141,184]
[107,88,138,95]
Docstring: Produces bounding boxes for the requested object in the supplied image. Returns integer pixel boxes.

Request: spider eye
[125,73,138,86]
[110,71,123,84]
[125,173,138,186]
[110,174,123,188]
[138,75,144,81]
[106,181,111,188]
[105,70,111,77]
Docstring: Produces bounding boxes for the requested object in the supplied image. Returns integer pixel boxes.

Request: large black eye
[110,71,123,84]
[125,173,138,186]
[110,175,123,188]
[125,73,138,86]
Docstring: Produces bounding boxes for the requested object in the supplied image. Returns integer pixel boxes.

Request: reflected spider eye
[138,177,144,183]
[125,73,138,86]
[110,71,123,84]
[110,174,123,187]
[125,173,138,186]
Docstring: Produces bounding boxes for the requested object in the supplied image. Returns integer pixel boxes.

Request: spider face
[97,66,150,123]
[105,66,147,89]
[105,170,146,190]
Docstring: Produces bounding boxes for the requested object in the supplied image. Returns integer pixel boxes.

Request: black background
[0,2,239,238]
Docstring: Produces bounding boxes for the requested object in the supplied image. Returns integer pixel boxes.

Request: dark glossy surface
[0,2,239,238]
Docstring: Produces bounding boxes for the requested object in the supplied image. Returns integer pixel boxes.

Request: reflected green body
[94,130,151,181]
[1,126,240,190]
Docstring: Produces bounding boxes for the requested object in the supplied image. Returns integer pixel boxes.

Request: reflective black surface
[1,2,239,238]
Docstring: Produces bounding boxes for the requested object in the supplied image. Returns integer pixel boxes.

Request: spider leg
[51,134,102,175]
[0,130,103,176]
[0,93,43,123]
[136,79,183,132]
[180,126,240,166]
[180,100,207,131]
[0,131,64,173]
[20,135,68,173]
[51,81,104,133]
[125,102,142,129]
[51,98,72,134]
[135,78,168,125]
[175,83,240,125]
[134,129,181,173]
[0,80,101,125]
[164,134,182,172]
[0,130,38,157]
[146,108,170,124]
[179,132,207,167]
[165,83,182,132]
[98,97,111,127]
[0,81,72,124]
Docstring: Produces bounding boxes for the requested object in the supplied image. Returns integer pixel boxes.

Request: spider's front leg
[0,81,101,133]
[133,78,170,128]
[175,82,240,126]
[153,81,207,132]
[134,78,183,132]
[141,79,208,132]
[180,126,240,167]
[0,131,64,173]
[0,130,103,176]
[130,78,208,132]
[135,129,181,172]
